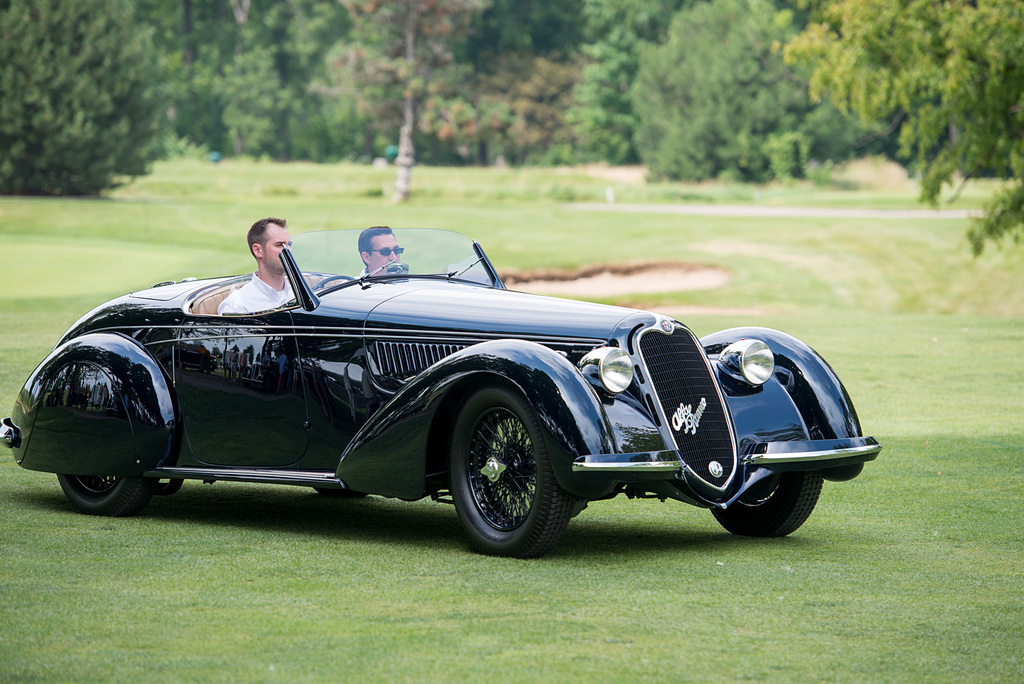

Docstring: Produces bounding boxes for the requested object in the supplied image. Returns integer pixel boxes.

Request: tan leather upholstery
[192,282,247,316]
[304,273,327,288]
[189,274,327,316]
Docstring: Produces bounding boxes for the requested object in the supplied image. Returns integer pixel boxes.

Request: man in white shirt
[218,217,295,315]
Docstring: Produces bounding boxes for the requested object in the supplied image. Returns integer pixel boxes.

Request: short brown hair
[358,226,393,258]
[247,217,287,258]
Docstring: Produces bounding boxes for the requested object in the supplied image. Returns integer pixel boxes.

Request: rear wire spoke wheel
[712,470,824,537]
[449,383,575,558]
[57,474,156,517]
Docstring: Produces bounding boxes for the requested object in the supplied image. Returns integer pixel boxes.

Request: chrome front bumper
[571,436,881,474]
[571,450,681,473]
[742,436,882,466]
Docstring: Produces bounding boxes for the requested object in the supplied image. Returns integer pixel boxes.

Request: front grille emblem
[637,326,737,492]
[671,397,707,435]
[709,461,723,477]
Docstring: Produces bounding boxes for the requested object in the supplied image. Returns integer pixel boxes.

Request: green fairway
[1,161,1021,681]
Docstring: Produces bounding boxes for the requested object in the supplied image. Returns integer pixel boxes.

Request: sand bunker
[502,262,767,316]
[502,262,730,297]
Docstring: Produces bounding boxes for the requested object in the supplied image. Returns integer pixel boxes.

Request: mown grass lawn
[1,161,1021,681]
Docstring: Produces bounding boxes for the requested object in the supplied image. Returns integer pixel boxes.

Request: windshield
[289,228,497,287]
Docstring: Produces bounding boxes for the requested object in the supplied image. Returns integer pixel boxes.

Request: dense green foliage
[0,0,164,195]
[103,0,886,175]
[567,0,686,165]
[788,0,1024,253]
[4,0,1021,243]
[140,0,355,161]
[633,0,864,182]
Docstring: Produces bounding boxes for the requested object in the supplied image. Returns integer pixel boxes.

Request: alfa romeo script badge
[671,397,707,435]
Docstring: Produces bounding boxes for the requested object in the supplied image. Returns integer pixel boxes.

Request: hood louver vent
[374,341,466,379]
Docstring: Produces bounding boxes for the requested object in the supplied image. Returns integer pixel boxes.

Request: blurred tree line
[1,0,1020,248]
[144,0,888,176]
[1,0,883,182]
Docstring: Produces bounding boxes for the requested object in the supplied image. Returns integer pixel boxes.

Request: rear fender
[12,332,179,476]
[337,339,616,499]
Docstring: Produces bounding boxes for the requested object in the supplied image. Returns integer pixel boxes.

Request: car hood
[60,278,655,353]
[361,281,643,345]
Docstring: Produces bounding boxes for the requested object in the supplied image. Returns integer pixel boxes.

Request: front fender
[337,339,617,499]
[701,327,866,443]
[11,332,179,476]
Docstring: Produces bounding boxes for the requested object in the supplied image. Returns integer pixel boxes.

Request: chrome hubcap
[480,456,507,483]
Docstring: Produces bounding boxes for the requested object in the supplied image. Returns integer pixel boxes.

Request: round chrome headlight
[579,347,634,394]
[718,339,774,386]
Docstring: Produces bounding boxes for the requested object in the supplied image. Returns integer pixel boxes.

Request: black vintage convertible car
[2,228,880,557]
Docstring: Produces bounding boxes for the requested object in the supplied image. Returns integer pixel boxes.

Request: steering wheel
[312,274,354,291]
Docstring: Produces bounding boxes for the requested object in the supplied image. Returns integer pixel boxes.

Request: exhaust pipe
[1,417,21,449]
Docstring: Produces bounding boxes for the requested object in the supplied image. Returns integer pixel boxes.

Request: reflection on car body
[3,228,880,558]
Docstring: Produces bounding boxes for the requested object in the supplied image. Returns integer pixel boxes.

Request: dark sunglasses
[370,247,404,256]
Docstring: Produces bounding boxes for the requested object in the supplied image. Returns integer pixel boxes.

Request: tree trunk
[182,0,194,67]
[362,125,374,158]
[230,0,251,156]
[230,0,250,60]
[392,98,415,202]
[391,2,417,203]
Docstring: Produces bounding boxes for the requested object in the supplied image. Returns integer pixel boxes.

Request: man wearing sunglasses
[358,225,406,276]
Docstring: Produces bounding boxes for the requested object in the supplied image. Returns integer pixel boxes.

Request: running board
[149,466,348,490]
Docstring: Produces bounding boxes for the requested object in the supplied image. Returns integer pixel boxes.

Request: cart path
[563,202,977,219]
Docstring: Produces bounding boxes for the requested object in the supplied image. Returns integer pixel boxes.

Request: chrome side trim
[150,467,346,488]
[742,437,882,465]
[364,327,605,347]
[571,450,681,473]
[80,323,601,349]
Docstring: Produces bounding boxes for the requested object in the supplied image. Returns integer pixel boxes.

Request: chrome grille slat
[637,327,737,489]
[374,341,466,378]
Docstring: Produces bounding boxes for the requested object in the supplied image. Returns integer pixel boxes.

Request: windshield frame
[286,227,504,299]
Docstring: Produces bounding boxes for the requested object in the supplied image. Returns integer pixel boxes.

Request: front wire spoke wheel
[450,382,576,558]
[467,407,536,530]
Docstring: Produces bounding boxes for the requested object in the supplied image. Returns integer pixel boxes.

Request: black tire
[57,474,156,517]
[712,470,824,537]
[153,479,184,496]
[449,382,576,558]
[314,487,368,499]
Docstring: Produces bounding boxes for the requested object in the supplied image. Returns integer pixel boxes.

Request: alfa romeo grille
[637,327,736,488]
[374,341,465,378]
